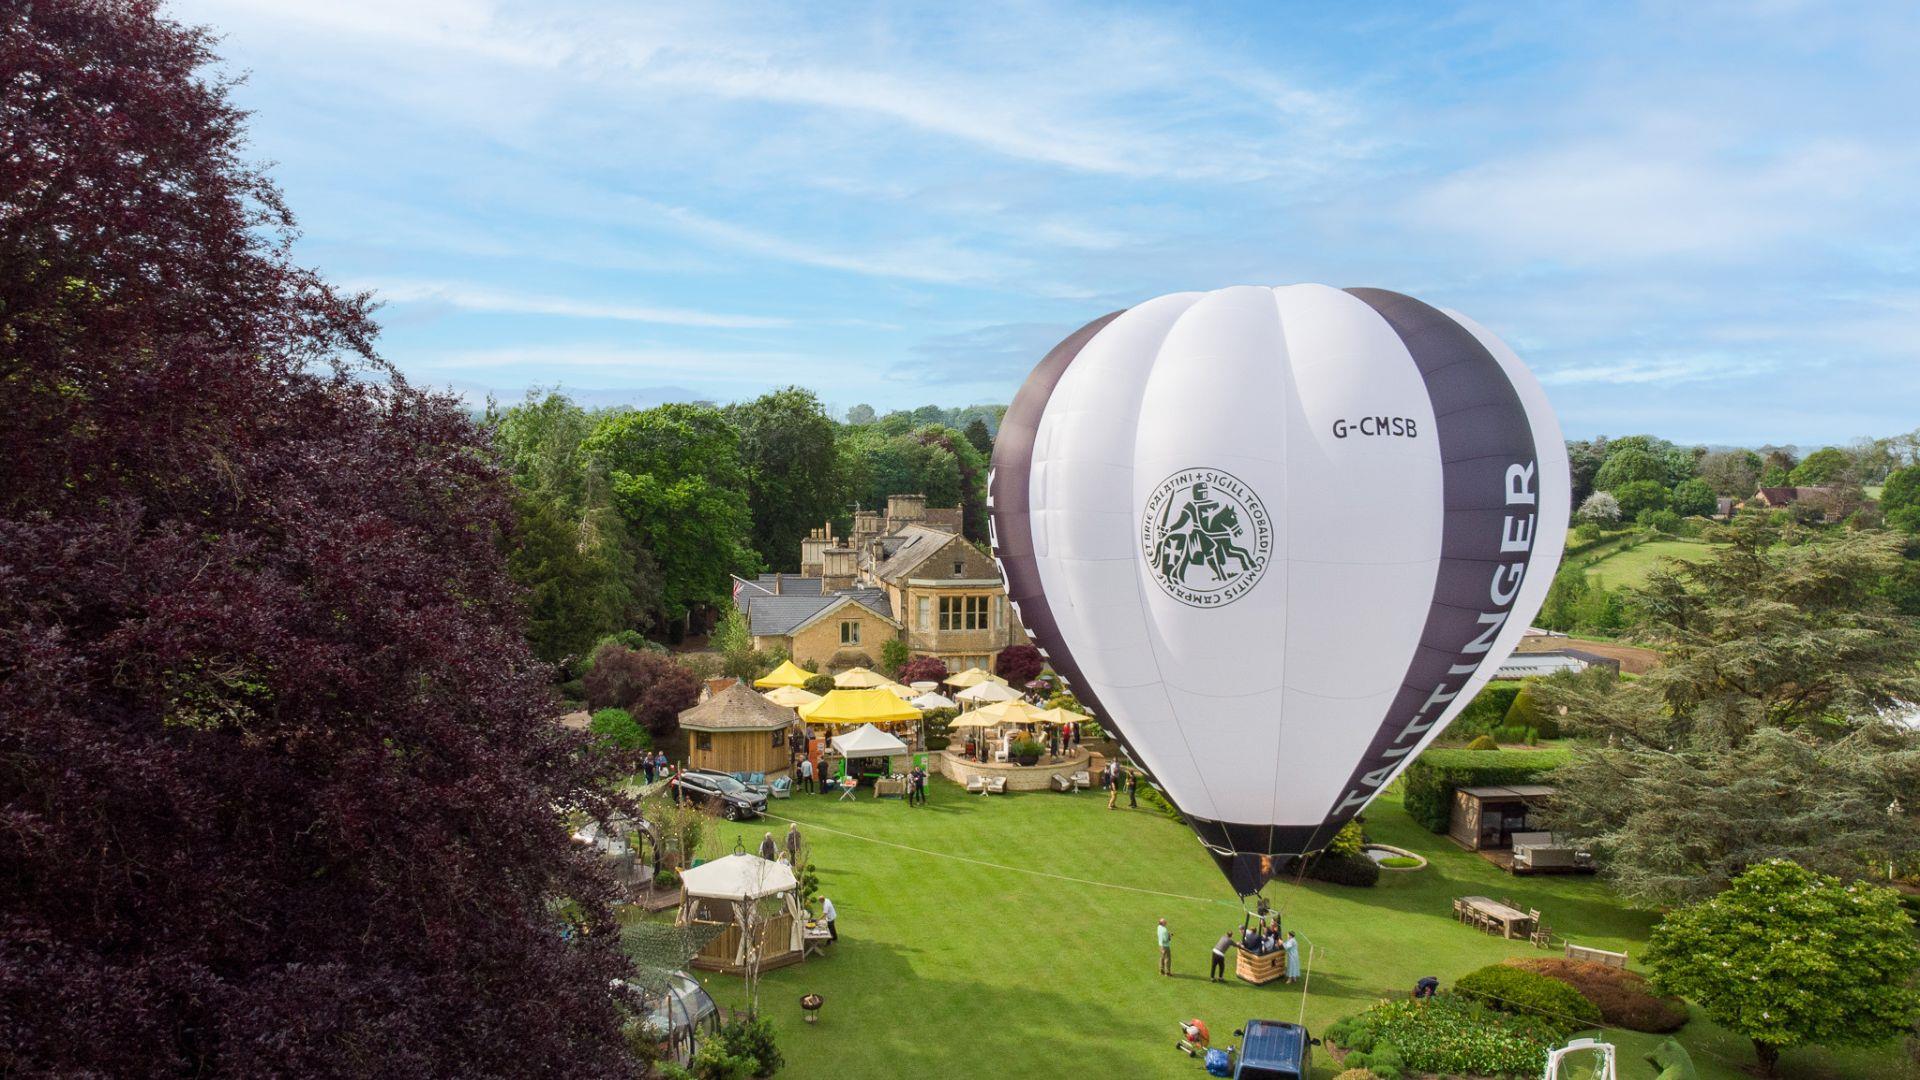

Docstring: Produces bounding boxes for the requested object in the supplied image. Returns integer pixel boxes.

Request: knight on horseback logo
[1141,468,1273,608]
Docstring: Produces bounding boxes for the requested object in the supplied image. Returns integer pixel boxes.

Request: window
[695,732,713,751]
[938,595,989,631]
[771,729,784,748]
[952,560,964,576]
[840,620,860,645]
[993,596,1004,629]
[917,596,931,631]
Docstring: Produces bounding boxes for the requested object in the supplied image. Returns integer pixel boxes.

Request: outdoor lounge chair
[1069,770,1091,790]
[730,772,771,798]
[965,775,986,795]
[769,777,792,799]
[984,776,1007,795]
[1049,773,1072,792]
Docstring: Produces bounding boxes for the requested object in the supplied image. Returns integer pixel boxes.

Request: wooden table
[1462,896,1535,939]
[802,922,833,957]
[873,777,907,799]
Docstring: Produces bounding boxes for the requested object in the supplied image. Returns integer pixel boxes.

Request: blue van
[1229,1019,1317,1080]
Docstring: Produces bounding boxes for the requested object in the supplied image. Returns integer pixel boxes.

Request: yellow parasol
[1028,707,1083,727]
[754,659,814,689]
[832,666,894,689]
[946,712,1000,729]
[956,680,1021,705]
[799,687,923,725]
[881,681,919,699]
[945,667,1008,690]
[761,685,821,709]
[972,699,1044,724]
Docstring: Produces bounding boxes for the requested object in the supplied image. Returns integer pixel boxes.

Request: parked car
[670,769,767,821]
[1226,1020,1317,1080]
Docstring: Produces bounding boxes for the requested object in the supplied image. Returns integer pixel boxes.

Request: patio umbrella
[972,699,1043,724]
[754,660,814,689]
[945,667,1007,690]
[832,666,894,689]
[761,685,821,709]
[957,681,1020,705]
[1028,707,1082,727]
[799,688,922,725]
[946,713,999,728]
[909,681,940,693]
[880,682,919,699]
[910,692,956,711]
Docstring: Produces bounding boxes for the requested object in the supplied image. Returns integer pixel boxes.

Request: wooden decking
[1476,848,1596,875]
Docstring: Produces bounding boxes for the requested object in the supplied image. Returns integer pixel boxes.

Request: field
[1581,539,1724,591]
[672,781,1901,1079]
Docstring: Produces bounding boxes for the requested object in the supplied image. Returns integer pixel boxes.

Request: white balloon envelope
[988,285,1568,893]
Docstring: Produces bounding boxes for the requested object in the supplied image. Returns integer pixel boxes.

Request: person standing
[821,895,838,941]
[641,753,656,785]
[1156,917,1172,975]
[1283,931,1300,983]
[758,831,778,862]
[1126,770,1138,809]
[785,821,802,863]
[1210,930,1234,982]
[1108,770,1120,810]
[653,750,669,784]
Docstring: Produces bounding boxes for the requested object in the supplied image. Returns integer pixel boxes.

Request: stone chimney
[852,509,884,543]
[771,572,783,595]
[822,547,857,591]
[885,493,926,529]
[800,522,835,577]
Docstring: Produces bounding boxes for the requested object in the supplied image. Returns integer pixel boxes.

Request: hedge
[1503,957,1688,1033]
[1448,681,1524,737]
[1503,683,1559,739]
[1401,747,1570,834]
[1455,963,1602,1034]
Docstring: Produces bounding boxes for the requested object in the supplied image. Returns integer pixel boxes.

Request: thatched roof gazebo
[679,682,798,777]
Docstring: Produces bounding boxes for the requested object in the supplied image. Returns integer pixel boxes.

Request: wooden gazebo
[676,853,806,974]
[679,682,797,778]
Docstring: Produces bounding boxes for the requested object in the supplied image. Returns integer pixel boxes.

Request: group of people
[1151,913,1302,984]
[638,749,671,784]
[1104,761,1138,810]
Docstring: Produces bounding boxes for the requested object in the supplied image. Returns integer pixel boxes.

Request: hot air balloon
[988,285,1567,894]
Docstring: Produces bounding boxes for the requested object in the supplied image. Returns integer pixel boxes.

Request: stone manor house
[730,494,1028,673]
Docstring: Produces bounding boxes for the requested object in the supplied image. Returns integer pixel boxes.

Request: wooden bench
[1236,948,1287,985]
[1565,943,1629,968]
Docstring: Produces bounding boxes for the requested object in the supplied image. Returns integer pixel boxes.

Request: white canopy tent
[911,691,957,711]
[830,723,910,757]
[678,852,799,900]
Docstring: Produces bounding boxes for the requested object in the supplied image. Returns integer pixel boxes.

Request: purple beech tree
[0,3,637,1074]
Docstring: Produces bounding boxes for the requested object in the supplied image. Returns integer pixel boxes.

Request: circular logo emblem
[1141,468,1273,608]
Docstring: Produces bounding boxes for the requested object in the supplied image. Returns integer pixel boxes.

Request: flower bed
[1325,995,1558,1079]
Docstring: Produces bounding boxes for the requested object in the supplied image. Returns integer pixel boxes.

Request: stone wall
[936,748,1091,792]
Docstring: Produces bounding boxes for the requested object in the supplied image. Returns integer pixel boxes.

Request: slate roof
[740,587,894,637]
[736,573,823,599]
[868,525,958,583]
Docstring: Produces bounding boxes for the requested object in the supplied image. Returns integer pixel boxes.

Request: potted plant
[1011,737,1045,767]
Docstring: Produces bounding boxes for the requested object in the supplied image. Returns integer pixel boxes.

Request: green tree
[1759,464,1790,487]
[506,491,654,664]
[1594,446,1668,490]
[1697,448,1763,498]
[845,403,876,426]
[963,417,994,457]
[1647,860,1920,1074]
[839,426,962,511]
[1538,517,1920,903]
[585,404,759,625]
[1611,479,1669,518]
[588,707,651,753]
[1789,446,1853,486]
[725,387,845,572]
[493,389,598,510]
[1881,465,1920,532]
[879,637,911,677]
[1670,477,1717,517]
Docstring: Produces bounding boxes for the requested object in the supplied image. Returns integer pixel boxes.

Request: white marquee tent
[829,723,909,757]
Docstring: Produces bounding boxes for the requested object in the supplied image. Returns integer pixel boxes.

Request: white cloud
[367,280,794,328]
[1539,354,1771,386]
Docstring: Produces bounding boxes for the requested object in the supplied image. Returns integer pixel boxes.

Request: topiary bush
[1504,683,1559,739]
[589,707,651,753]
[1465,734,1500,751]
[1449,681,1524,737]
[1456,963,1602,1034]
[803,674,836,694]
[1504,957,1687,1033]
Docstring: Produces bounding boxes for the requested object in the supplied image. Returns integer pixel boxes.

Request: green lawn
[662,781,1901,1079]
[1582,539,1724,591]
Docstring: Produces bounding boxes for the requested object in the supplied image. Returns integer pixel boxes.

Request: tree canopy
[725,387,845,572]
[0,5,636,1073]
[1647,860,1920,1074]
[1538,516,1920,903]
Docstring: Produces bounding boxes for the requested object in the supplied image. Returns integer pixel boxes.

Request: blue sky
[174,0,1918,445]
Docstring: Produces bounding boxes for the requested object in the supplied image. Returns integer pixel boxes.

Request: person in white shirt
[797,756,814,794]
[820,896,837,941]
